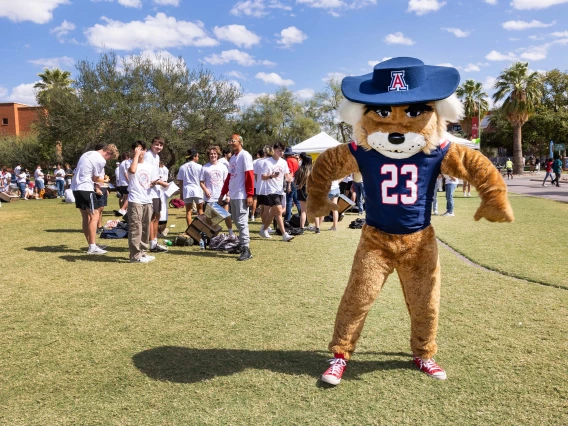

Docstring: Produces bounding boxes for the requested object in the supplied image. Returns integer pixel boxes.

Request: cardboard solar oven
[336,193,356,215]
[185,203,230,243]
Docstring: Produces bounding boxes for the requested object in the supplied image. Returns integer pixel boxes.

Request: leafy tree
[36,52,241,171]
[235,88,320,153]
[307,78,352,143]
[493,62,542,174]
[455,79,489,138]
[539,69,568,112]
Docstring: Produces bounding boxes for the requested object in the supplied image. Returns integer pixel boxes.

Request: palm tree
[493,62,541,174]
[34,68,74,105]
[455,79,489,139]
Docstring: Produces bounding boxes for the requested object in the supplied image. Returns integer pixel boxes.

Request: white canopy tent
[292,132,341,154]
[446,133,480,150]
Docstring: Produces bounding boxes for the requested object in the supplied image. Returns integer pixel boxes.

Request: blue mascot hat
[341,57,460,106]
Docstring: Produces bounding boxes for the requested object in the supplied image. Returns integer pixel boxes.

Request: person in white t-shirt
[1,168,11,193]
[177,148,204,228]
[128,140,158,263]
[327,179,341,231]
[114,152,131,217]
[70,144,119,255]
[259,141,294,242]
[157,161,170,237]
[200,145,233,236]
[145,137,169,253]
[256,145,275,233]
[219,134,254,261]
[442,174,458,217]
[16,168,27,199]
[219,148,231,170]
[250,149,264,222]
[34,165,45,195]
[54,164,66,197]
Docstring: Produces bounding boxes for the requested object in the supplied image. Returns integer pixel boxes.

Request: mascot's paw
[474,201,515,223]
[307,199,339,222]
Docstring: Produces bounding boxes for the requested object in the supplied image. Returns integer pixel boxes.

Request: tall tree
[539,69,568,112]
[455,79,489,138]
[493,62,542,174]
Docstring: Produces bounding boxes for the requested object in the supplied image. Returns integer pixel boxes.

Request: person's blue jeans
[285,182,301,221]
[18,182,26,198]
[445,183,457,214]
[56,180,65,196]
[543,172,554,185]
[353,182,365,213]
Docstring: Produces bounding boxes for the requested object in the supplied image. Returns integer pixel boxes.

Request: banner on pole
[471,116,479,139]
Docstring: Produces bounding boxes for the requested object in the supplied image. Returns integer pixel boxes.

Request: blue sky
[1,0,568,108]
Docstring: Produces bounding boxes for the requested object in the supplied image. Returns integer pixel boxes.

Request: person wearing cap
[54,164,66,198]
[306,57,515,386]
[219,134,254,261]
[177,148,204,228]
[24,182,38,199]
[283,146,301,222]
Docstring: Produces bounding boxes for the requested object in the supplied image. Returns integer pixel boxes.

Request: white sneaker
[267,227,276,234]
[96,244,108,250]
[260,229,271,238]
[259,225,265,235]
[433,211,439,215]
[130,256,151,263]
[143,255,155,262]
[282,232,294,242]
[87,246,107,255]
[442,212,455,217]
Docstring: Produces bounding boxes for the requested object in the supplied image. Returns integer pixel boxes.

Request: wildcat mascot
[306,57,514,385]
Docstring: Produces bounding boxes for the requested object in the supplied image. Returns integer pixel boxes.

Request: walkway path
[504,171,568,203]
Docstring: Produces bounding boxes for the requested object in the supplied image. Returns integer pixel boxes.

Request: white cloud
[551,31,568,37]
[0,83,38,106]
[85,13,218,51]
[485,0,498,4]
[255,72,294,86]
[230,0,292,17]
[277,26,308,48]
[384,32,415,45]
[226,70,247,80]
[28,56,75,69]
[329,10,341,16]
[437,62,454,67]
[483,76,496,91]
[519,45,549,61]
[204,49,275,66]
[0,0,68,24]
[93,0,142,8]
[442,27,470,37]
[295,88,315,100]
[237,92,267,108]
[511,0,568,9]
[153,0,180,5]
[50,20,75,42]
[407,0,446,15]
[296,0,344,8]
[213,25,261,48]
[464,63,481,72]
[528,35,545,40]
[485,50,518,61]
[502,20,556,30]
[322,72,346,82]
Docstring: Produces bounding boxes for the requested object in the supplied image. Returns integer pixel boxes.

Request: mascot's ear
[339,99,365,127]
[435,94,464,125]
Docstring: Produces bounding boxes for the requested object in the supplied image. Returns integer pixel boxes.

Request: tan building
[0,103,43,136]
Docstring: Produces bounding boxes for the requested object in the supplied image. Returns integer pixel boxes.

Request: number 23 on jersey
[380,164,418,205]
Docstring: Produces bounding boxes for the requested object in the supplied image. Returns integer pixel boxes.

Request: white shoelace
[419,358,442,372]
[325,358,347,376]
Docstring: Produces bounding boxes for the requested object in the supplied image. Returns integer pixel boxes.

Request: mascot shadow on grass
[306,57,515,386]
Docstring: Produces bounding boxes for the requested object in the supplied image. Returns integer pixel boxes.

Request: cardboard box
[336,193,356,214]
[0,192,19,202]
[186,214,222,241]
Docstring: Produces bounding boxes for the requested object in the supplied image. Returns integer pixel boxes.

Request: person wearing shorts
[115,152,131,217]
[71,144,119,255]
[259,142,294,242]
[145,137,169,253]
[327,180,341,231]
[178,148,204,228]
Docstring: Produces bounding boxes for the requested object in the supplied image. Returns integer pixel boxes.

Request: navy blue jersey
[348,141,451,235]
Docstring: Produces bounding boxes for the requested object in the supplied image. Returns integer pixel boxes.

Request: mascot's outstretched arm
[441,143,515,223]
[306,144,359,221]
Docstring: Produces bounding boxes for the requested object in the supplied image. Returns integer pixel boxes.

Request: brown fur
[307,117,514,362]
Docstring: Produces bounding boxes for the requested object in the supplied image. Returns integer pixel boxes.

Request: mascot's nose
[388,133,405,145]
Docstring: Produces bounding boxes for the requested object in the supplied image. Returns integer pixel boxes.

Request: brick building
[0,103,43,136]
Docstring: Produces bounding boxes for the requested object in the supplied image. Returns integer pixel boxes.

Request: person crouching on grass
[259,141,294,242]
[128,141,158,264]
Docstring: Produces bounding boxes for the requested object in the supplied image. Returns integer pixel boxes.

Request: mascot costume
[306,57,514,385]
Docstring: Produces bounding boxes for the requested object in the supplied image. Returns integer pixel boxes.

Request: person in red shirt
[284,147,301,221]
[542,158,555,186]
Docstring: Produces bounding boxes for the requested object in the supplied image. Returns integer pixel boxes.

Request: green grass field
[0,195,567,425]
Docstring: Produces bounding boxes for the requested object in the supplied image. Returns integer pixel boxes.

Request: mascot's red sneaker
[321,357,347,385]
[413,355,447,380]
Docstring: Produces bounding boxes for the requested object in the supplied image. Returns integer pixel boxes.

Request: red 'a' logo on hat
[388,71,408,92]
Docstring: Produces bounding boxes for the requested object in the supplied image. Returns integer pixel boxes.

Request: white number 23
[380,164,418,205]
